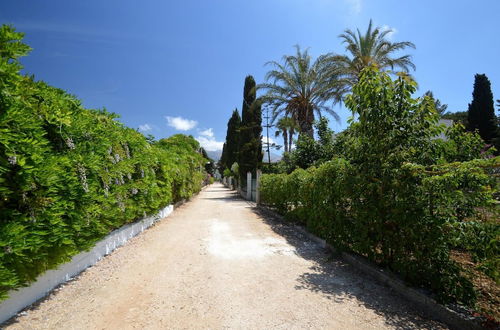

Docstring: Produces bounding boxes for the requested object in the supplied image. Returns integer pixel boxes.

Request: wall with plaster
[0,204,174,324]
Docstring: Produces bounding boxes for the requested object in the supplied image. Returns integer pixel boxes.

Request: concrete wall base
[0,204,174,324]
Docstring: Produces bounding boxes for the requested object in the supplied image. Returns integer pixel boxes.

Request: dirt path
[5,183,446,329]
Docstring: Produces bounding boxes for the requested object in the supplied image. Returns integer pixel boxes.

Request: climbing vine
[0,25,206,300]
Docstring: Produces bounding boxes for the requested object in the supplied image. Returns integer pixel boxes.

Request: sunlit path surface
[5,183,446,329]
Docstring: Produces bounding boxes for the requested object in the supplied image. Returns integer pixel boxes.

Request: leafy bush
[437,123,496,162]
[261,158,499,305]
[261,66,499,306]
[0,25,205,300]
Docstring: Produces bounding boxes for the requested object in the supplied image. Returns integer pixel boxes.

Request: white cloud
[197,136,224,152]
[195,128,223,151]
[199,128,214,138]
[345,0,362,14]
[262,136,276,145]
[165,116,198,131]
[380,25,397,40]
[138,124,152,132]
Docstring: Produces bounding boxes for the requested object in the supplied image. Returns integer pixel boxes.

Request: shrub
[0,25,205,300]
[261,158,498,305]
[260,66,500,306]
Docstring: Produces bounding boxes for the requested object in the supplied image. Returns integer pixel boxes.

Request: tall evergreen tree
[222,109,241,171]
[467,74,497,143]
[251,87,263,164]
[238,75,263,177]
[218,142,227,174]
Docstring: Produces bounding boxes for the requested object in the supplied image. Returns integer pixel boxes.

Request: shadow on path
[249,205,445,329]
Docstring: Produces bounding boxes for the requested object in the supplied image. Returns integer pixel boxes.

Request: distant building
[436,119,454,141]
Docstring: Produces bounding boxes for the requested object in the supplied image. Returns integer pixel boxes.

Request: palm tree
[275,116,299,153]
[275,121,288,153]
[333,19,415,89]
[259,46,342,138]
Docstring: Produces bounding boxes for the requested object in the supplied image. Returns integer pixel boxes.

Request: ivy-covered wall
[0,25,206,300]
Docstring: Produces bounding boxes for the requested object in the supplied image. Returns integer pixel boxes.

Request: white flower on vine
[124,144,131,158]
[66,137,75,150]
[8,156,17,165]
[77,164,89,193]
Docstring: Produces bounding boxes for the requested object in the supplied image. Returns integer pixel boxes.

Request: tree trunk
[297,106,314,138]
[282,129,288,153]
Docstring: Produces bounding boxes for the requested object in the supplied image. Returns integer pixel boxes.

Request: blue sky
[1,0,499,152]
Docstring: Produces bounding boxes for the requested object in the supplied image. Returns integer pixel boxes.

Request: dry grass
[451,250,499,327]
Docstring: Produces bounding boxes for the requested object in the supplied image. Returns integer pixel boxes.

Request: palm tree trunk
[282,129,288,153]
[288,129,294,151]
[297,106,314,138]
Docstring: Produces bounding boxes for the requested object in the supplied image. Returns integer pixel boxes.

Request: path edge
[0,184,210,325]
[255,204,484,330]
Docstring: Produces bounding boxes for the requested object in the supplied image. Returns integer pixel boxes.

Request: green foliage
[223,168,232,178]
[274,116,298,153]
[261,158,499,306]
[230,162,239,175]
[442,110,468,127]
[274,117,335,171]
[436,123,494,162]
[0,25,205,301]
[345,67,442,167]
[333,19,415,91]
[450,217,500,281]
[290,135,320,169]
[423,91,448,114]
[259,46,341,137]
[220,109,241,174]
[260,67,500,306]
[467,74,498,143]
[314,117,335,163]
[238,75,263,177]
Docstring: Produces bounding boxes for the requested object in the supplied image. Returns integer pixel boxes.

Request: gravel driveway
[4,183,447,329]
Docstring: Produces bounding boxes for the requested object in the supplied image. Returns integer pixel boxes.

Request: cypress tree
[467,74,498,143]
[222,109,241,170]
[218,142,227,174]
[238,75,262,177]
[252,96,263,164]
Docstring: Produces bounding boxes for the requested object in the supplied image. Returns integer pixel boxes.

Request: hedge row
[260,158,499,305]
[260,66,500,306]
[0,26,205,300]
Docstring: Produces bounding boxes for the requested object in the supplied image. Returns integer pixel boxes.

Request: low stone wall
[0,204,174,324]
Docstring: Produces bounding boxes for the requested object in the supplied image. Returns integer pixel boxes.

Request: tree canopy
[259,46,342,138]
[238,75,263,176]
[467,74,498,144]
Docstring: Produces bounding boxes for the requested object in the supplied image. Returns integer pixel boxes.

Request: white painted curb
[0,204,174,324]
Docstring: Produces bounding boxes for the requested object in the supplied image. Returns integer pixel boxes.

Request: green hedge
[260,66,500,306]
[0,25,205,300]
[260,158,499,305]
